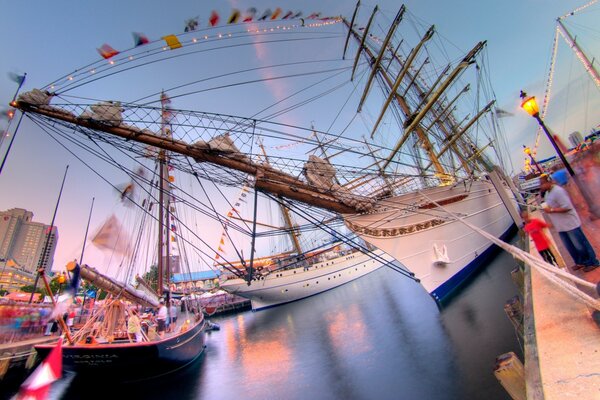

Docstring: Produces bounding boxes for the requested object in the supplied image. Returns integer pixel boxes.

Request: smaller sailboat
[34,97,207,380]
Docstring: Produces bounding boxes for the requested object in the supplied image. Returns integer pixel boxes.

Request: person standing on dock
[540,175,599,272]
[522,210,558,266]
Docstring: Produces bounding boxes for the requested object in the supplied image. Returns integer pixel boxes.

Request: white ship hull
[345,180,516,303]
[220,249,393,310]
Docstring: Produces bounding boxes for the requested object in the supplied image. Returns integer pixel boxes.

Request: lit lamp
[523,145,543,174]
[520,90,600,218]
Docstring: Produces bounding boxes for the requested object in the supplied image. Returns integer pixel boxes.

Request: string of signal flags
[97,8,331,60]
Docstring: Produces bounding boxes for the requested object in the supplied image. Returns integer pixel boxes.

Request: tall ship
[10,2,518,309]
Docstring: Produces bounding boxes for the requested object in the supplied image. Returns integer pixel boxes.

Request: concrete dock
[522,173,600,399]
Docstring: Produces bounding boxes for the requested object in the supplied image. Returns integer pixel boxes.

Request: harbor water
[48,239,521,399]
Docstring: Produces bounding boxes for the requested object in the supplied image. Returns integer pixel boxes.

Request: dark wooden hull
[35,319,206,381]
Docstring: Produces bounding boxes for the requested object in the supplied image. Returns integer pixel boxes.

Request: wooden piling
[494,352,526,400]
[504,295,524,338]
[25,351,38,370]
[511,267,524,295]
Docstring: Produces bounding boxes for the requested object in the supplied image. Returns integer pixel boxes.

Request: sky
[0,0,598,276]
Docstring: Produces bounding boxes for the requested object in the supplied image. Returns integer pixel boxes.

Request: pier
[498,151,600,399]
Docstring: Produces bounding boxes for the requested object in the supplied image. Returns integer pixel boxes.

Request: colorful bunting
[162,35,182,50]
[228,9,241,24]
[184,16,199,32]
[271,8,282,20]
[243,7,257,22]
[209,10,220,26]
[97,44,119,59]
[282,11,294,19]
[132,32,150,47]
[258,9,272,20]
[120,182,134,202]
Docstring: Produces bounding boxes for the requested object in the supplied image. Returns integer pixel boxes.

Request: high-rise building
[0,208,58,292]
[568,131,584,148]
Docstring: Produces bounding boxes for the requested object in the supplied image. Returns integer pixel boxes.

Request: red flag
[209,10,220,26]
[97,44,119,59]
[18,339,62,400]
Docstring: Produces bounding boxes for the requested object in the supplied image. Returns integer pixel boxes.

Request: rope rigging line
[49,30,346,94]
[268,193,418,281]
[28,114,247,278]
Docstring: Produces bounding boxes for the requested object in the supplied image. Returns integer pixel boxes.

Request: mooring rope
[417,190,600,311]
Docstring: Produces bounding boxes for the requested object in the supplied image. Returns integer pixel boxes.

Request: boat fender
[433,243,450,264]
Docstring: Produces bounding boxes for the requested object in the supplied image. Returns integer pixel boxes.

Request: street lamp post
[520,91,600,219]
[523,145,543,174]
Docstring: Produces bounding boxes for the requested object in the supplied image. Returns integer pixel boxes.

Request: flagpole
[30,165,69,303]
[0,73,27,175]
[0,112,24,175]
[79,197,95,264]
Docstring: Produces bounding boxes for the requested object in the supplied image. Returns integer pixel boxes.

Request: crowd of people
[0,304,53,343]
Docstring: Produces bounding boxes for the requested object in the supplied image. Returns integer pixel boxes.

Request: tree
[20,278,60,296]
[143,264,158,292]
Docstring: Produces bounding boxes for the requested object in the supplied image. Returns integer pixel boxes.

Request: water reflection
[46,243,520,400]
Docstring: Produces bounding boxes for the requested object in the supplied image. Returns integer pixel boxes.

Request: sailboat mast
[257,141,302,255]
[158,150,165,297]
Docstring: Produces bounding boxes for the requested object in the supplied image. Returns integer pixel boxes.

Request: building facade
[0,208,58,292]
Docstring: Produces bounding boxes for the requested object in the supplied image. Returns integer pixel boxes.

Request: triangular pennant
[132,32,150,47]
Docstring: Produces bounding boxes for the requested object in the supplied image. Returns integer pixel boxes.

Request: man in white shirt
[156,298,168,338]
[540,175,599,272]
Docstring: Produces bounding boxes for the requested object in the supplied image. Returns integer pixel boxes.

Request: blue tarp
[172,270,221,283]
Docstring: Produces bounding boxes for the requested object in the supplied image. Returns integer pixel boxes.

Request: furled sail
[80,264,159,308]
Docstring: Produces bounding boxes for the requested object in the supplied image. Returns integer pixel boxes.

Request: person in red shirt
[522,211,557,266]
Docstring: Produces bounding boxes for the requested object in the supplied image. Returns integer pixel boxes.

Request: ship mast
[556,16,600,88]
[343,4,489,180]
[258,141,302,255]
